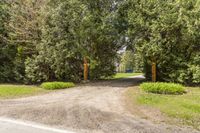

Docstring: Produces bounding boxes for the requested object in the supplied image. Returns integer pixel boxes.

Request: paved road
[0,118,75,133]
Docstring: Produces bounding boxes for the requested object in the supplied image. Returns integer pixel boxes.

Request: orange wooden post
[84,58,89,81]
[152,62,156,82]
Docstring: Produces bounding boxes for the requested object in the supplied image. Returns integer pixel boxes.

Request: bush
[140,82,186,95]
[41,82,75,90]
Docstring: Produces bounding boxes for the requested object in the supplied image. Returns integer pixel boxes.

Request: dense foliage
[25,0,85,83]
[118,50,143,73]
[0,0,199,84]
[0,1,16,82]
[8,0,45,82]
[127,0,200,85]
[25,0,120,83]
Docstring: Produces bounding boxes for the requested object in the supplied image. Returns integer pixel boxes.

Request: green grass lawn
[113,73,143,79]
[127,87,200,130]
[0,85,48,99]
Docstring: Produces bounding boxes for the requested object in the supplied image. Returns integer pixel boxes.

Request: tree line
[0,0,199,85]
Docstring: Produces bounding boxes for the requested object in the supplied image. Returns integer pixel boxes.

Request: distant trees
[118,51,143,73]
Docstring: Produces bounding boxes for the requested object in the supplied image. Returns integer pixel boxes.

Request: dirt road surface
[0,76,199,133]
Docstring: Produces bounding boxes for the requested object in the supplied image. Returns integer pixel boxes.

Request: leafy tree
[7,0,45,82]
[127,0,200,84]
[0,1,16,82]
[25,0,121,82]
[25,0,85,83]
[1,0,199,85]
[80,0,121,79]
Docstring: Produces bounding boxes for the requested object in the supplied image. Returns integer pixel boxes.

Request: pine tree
[127,0,200,84]
[0,0,16,82]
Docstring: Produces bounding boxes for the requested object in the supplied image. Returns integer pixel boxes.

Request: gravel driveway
[0,76,199,133]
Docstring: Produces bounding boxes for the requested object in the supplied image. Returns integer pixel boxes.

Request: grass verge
[0,85,48,99]
[126,87,200,130]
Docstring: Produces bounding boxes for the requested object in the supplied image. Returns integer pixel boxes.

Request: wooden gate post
[84,57,89,81]
[152,62,156,82]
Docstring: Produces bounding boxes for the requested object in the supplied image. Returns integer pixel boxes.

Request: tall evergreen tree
[0,0,16,82]
[80,0,121,79]
[25,0,86,82]
[7,0,45,81]
[127,0,200,84]
[25,0,121,82]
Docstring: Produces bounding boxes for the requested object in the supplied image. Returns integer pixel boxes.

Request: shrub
[41,82,75,90]
[140,82,186,95]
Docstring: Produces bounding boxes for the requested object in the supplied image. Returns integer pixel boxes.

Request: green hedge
[140,82,186,95]
[41,82,75,90]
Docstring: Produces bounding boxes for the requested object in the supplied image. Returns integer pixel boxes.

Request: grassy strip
[126,87,200,130]
[0,85,48,99]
